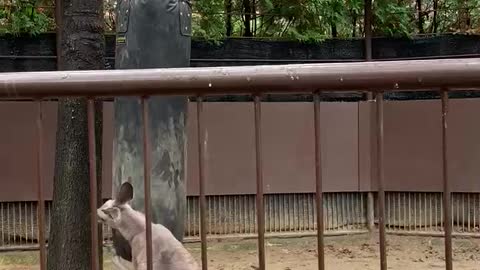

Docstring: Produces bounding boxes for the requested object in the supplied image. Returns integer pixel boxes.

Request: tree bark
[331,23,337,38]
[243,0,252,37]
[416,0,424,33]
[225,0,232,36]
[95,100,103,270]
[352,12,357,37]
[458,0,470,32]
[432,0,438,33]
[47,0,105,269]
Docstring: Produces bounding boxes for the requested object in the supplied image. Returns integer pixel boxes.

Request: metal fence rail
[2,58,480,270]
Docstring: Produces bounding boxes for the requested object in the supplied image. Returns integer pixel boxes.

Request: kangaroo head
[97,180,134,229]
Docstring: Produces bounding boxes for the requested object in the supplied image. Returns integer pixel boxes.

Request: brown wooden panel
[4,99,480,201]
[0,101,114,202]
[186,102,359,195]
[186,102,257,196]
[447,99,480,192]
[359,98,480,192]
[358,101,375,191]
[383,100,443,191]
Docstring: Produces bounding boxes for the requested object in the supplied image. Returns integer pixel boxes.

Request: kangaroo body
[97,182,199,270]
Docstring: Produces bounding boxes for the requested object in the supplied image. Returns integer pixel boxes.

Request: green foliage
[0,0,54,35]
[373,0,414,37]
[1,0,480,40]
[192,0,225,40]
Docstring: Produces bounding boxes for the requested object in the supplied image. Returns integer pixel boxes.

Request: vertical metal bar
[195,197,199,236]
[314,92,325,270]
[414,193,417,230]
[293,194,297,231]
[141,97,153,270]
[36,100,46,270]
[360,193,364,229]
[474,194,477,232]
[348,194,352,229]
[399,193,402,231]
[424,193,427,231]
[387,193,391,231]
[468,194,471,232]
[441,90,453,270]
[197,96,208,270]
[342,193,346,229]
[1,203,3,245]
[7,204,9,245]
[48,204,51,240]
[13,202,16,244]
[456,195,460,232]
[440,193,444,231]
[88,99,99,270]
[430,193,433,231]
[267,195,271,233]
[208,196,211,235]
[31,203,34,244]
[435,193,439,231]
[187,197,191,237]
[364,0,373,100]
[419,193,422,230]
[214,197,217,235]
[254,94,265,270]
[279,195,284,232]
[393,193,397,231]
[311,194,315,231]
[452,195,455,231]
[359,193,363,229]
[375,91,387,270]
[404,193,407,231]
[24,202,28,243]
[408,193,412,231]
[19,202,22,242]
[302,194,306,231]
[334,194,339,231]
[423,193,426,231]
[223,196,230,235]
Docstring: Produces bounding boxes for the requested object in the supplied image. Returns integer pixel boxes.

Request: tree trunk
[47,0,105,269]
[331,23,337,38]
[95,100,103,270]
[225,0,232,36]
[416,0,424,33]
[432,0,438,33]
[458,0,470,32]
[243,0,252,37]
[252,0,256,36]
[352,12,357,37]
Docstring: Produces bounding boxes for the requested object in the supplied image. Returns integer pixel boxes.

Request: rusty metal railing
[2,58,480,270]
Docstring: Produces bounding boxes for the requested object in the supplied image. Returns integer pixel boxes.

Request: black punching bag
[111,0,191,264]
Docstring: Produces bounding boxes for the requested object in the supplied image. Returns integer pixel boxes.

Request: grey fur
[98,182,199,270]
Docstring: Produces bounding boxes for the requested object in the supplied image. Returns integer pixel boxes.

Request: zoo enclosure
[1,58,480,270]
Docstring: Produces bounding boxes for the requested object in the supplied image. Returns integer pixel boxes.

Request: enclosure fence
[2,58,480,270]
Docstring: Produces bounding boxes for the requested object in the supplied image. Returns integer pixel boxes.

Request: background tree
[2,0,480,40]
[46,0,105,269]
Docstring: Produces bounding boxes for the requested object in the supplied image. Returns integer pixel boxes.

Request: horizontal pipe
[1,58,480,98]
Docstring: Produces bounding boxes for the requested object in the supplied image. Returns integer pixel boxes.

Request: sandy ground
[0,234,479,270]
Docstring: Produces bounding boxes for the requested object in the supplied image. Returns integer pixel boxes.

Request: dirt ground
[0,234,479,270]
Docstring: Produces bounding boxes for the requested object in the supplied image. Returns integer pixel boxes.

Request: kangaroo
[97,181,199,270]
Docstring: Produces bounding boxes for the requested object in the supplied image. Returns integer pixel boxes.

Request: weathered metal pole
[364,0,376,233]
[111,0,192,266]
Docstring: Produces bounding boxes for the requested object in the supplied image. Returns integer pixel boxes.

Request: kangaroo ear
[117,181,134,204]
[102,207,120,221]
